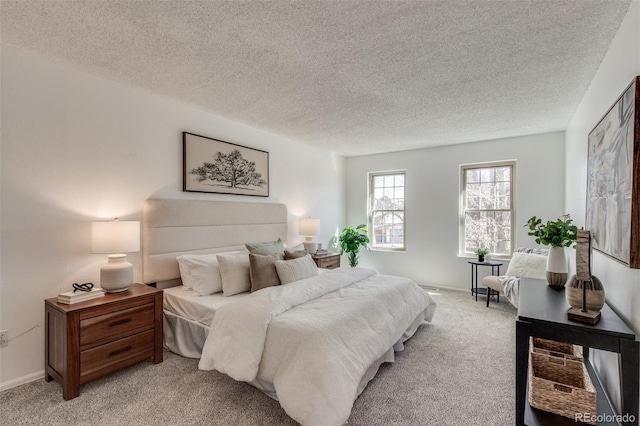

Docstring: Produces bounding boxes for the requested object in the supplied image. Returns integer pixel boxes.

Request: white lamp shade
[92,220,140,254]
[299,218,320,236]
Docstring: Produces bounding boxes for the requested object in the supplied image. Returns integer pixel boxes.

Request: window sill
[370,247,406,253]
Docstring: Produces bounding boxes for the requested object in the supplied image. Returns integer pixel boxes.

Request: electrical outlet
[0,330,8,348]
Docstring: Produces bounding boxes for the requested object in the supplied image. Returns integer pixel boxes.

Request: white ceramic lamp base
[303,239,318,254]
[100,254,133,293]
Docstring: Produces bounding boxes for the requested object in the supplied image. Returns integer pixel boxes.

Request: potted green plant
[474,248,489,262]
[525,214,579,286]
[339,224,370,267]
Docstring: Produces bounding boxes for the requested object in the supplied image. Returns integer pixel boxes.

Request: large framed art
[586,76,640,269]
[183,132,269,197]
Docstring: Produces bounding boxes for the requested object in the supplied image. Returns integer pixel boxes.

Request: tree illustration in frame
[183,132,269,197]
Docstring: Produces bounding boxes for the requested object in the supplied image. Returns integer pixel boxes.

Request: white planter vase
[546,246,567,287]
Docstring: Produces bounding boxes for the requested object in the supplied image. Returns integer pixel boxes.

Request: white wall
[346,132,565,289]
[565,0,640,412]
[0,45,346,389]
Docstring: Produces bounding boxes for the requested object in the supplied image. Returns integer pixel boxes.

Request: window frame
[459,160,516,259]
[368,170,407,252]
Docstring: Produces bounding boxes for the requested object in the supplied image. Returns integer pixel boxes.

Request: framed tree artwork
[183,132,269,197]
[586,76,640,269]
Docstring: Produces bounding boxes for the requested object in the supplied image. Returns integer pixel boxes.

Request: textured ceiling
[0,1,632,156]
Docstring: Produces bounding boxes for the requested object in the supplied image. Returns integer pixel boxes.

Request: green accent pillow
[245,238,285,258]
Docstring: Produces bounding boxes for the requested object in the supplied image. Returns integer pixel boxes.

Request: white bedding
[163,286,248,326]
[198,267,436,426]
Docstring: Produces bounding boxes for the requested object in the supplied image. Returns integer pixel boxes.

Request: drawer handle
[109,318,132,327]
[109,346,132,357]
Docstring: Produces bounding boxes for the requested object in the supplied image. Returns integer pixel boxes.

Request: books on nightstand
[57,288,105,304]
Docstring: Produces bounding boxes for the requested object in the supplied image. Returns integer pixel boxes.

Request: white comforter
[198,267,436,425]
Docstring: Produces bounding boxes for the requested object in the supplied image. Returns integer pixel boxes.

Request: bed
[142,198,436,425]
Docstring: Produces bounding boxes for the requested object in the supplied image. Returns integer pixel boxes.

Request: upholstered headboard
[142,198,287,285]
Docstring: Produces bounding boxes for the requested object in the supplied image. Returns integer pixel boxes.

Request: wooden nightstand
[312,253,341,269]
[45,283,163,400]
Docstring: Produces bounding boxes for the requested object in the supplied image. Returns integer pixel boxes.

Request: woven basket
[528,351,596,424]
[531,337,583,361]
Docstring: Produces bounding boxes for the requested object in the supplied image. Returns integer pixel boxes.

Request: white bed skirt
[163,307,428,399]
[163,311,209,359]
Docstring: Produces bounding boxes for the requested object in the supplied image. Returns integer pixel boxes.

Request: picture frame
[183,132,269,197]
[586,76,640,269]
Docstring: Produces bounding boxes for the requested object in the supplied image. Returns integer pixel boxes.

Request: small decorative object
[339,224,370,267]
[299,217,320,254]
[475,248,488,262]
[57,283,105,304]
[92,219,140,293]
[567,230,604,324]
[586,76,639,269]
[183,132,269,197]
[525,215,579,287]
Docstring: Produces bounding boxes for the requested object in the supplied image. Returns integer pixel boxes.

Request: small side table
[45,284,163,400]
[312,253,340,269]
[468,260,503,302]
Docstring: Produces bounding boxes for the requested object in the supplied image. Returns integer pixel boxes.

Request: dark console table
[516,278,639,425]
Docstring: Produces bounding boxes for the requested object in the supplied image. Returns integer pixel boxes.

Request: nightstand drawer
[80,330,154,383]
[80,303,154,347]
[315,256,340,269]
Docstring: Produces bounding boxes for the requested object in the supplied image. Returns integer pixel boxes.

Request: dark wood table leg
[515,321,529,426]
[470,264,473,295]
[619,339,639,426]
[475,265,479,301]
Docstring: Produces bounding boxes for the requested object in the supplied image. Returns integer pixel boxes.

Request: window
[369,171,405,250]
[460,161,515,257]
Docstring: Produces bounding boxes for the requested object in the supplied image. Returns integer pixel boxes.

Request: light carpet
[0,288,516,425]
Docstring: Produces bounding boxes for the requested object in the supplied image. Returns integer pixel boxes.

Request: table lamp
[92,218,140,293]
[299,217,320,254]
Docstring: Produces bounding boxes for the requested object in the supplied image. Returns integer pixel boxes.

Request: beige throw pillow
[217,252,251,296]
[249,253,281,292]
[284,249,308,260]
[275,255,318,284]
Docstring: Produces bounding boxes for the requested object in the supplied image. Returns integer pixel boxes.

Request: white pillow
[176,251,241,295]
[505,252,547,280]
[217,252,251,296]
[275,255,318,284]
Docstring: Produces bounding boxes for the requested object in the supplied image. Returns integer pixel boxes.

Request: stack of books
[57,288,105,304]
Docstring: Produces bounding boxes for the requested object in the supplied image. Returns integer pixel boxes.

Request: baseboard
[0,370,44,392]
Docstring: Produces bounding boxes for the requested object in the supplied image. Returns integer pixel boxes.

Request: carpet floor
[1,288,517,425]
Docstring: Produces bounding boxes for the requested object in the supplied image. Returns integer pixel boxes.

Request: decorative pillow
[217,252,251,296]
[505,252,548,280]
[275,255,318,284]
[177,251,243,295]
[245,239,285,258]
[286,243,306,252]
[249,253,281,292]
[284,249,308,260]
[515,247,549,256]
[177,256,195,289]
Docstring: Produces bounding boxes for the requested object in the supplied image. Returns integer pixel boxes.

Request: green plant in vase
[525,214,579,286]
[474,248,489,262]
[339,224,370,267]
